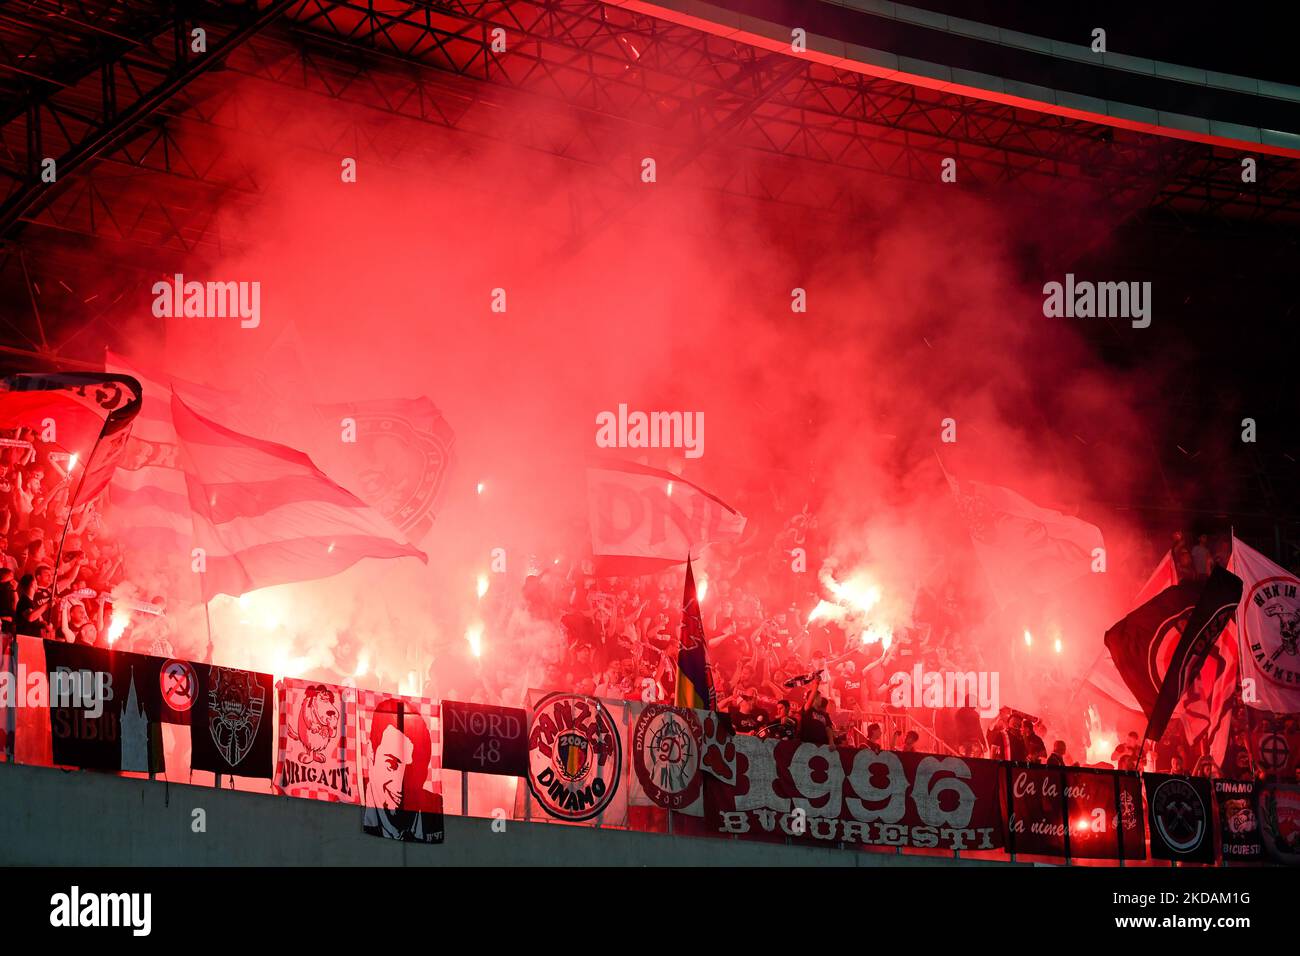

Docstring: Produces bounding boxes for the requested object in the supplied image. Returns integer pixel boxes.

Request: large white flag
[1232,537,1300,714]
[173,394,426,600]
[946,474,1103,607]
[586,462,745,573]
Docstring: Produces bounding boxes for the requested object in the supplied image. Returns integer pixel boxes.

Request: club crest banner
[519,690,628,826]
[190,665,274,778]
[276,679,357,804]
[1144,773,1214,863]
[1215,779,1263,862]
[630,703,704,814]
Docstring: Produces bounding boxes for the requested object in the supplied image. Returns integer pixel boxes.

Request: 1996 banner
[704,735,1004,851]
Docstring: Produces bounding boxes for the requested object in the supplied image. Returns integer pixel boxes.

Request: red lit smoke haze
[102,77,1172,752]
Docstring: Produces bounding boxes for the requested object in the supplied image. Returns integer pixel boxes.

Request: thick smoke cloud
[108,75,1167,742]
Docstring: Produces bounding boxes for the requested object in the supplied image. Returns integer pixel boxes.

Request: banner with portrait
[356,690,444,843]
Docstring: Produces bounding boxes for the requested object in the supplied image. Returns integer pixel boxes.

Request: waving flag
[675,557,714,710]
[0,371,142,507]
[587,461,745,576]
[105,353,192,556]
[1231,536,1300,715]
[945,472,1102,607]
[1087,554,1178,713]
[1104,566,1242,745]
[172,394,425,600]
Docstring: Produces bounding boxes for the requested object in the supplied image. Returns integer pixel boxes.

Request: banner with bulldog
[1215,779,1263,862]
[189,665,275,779]
[704,734,1004,851]
[275,678,357,804]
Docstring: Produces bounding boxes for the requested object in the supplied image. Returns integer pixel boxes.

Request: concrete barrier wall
[0,762,1008,866]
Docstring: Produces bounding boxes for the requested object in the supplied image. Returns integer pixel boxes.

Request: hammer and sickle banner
[0,372,142,508]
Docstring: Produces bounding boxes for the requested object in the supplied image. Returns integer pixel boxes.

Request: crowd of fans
[4,423,1295,785]
[0,427,172,657]
[450,516,1297,784]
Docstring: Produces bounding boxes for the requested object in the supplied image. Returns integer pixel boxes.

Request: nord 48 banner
[275,678,358,804]
[704,734,1004,851]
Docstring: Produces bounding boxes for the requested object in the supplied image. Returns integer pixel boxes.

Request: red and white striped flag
[172,394,425,600]
[105,351,212,557]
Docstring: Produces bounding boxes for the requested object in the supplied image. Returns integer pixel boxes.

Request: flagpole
[49,441,99,626]
[200,576,219,788]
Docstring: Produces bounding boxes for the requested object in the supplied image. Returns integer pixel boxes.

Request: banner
[440,700,528,777]
[0,372,143,507]
[586,462,745,573]
[275,679,357,803]
[998,765,1145,860]
[704,734,1004,851]
[1104,567,1242,744]
[1064,769,1146,860]
[44,641,126,772]
[190,665,275,778]
[132,656,204,725]
[1232,537,1300,714]
[520,690,628,825]
[1258,783,1300,865]
[1250,723,1299,777]
[356,690,444,843]
[630,703,706,814]
[944,472,1102,607]
[1215,779,1263,862]
[1145,773,1215,864]
[313,397,456,544]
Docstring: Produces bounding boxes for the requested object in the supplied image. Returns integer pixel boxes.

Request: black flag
[1104,566,1242,744]
[190,665,275,778]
